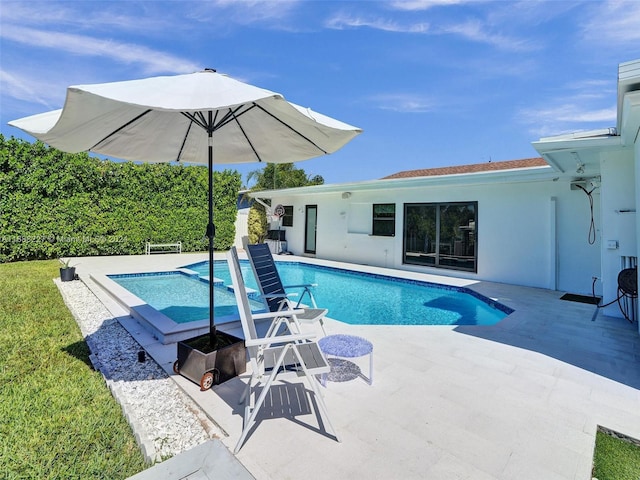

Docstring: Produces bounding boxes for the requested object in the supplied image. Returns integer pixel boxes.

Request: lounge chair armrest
[284,283,318,289]
[245,333,316,347]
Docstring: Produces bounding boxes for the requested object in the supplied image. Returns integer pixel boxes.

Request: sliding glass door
[403,202,477,272]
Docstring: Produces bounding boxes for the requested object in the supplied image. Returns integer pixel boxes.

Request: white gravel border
[55,278,218,464]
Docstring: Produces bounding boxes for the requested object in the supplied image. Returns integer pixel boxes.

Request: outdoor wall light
[342,192,352,199]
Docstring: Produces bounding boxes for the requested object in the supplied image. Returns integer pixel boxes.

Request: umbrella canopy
[8,69,361,165]
[9,69,362,346]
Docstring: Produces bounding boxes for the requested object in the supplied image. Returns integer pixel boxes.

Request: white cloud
[188,0,301,27]
[581,0,640,44]
[368,93,437,113]
[0,69,60,108]
[1,25,199,75]
[527,104,616,124]
[1,0,305,33]
[519,68,621,137]
[438,19,535,51]
[325,13,429,33]
[519,99,616,138]
[484,1,580,28]
[389,0,473,11]
[325,12,532,52]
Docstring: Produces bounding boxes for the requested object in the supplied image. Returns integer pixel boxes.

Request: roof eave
[249,165,558,199]
[617,59,640,131]
[532,134,622,153]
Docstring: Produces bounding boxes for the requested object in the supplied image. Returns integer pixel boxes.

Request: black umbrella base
[174,332,246,390]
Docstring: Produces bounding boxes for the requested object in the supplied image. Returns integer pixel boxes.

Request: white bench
[145,241,182,254]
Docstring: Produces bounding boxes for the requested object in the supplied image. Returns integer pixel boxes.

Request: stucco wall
[636,140,640,331]
[599,151,636,316]
[267,176,603,295]
[555,180,603,295]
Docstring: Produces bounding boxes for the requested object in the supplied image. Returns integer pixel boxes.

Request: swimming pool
[108,271,264,323]
[110,259,512,326]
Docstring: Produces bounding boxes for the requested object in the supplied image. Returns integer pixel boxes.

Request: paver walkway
[74,254,640,480]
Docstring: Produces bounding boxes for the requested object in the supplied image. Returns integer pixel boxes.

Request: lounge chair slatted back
[246,243,328,335]
[247,243,286,312]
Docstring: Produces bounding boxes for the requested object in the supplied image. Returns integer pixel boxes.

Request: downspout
[549,196,558,290]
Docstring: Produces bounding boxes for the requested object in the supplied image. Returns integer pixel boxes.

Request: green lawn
[593,429,640,480]
[0,260,147,479]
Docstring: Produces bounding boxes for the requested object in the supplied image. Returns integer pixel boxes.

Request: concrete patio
[74,253,640,480]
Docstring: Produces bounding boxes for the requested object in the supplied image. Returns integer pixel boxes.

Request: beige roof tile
[381,157,548,179]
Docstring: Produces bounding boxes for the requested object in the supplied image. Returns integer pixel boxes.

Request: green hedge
[0,135,241,262]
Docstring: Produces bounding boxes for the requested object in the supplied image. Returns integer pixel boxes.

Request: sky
[1,0,640,187]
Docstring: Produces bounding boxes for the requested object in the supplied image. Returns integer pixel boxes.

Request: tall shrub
[247,203,268,244]
[0,135,241,262]
[245,162,324,244]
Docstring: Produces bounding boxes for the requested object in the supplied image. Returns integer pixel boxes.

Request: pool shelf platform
[89,272,241,345]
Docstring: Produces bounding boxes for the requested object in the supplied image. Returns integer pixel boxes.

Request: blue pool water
[111,260,511,326]
[206,260,510,326]
[109,272,264,323]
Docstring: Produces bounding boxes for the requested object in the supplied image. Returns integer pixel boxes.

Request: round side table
[318,334,373,386]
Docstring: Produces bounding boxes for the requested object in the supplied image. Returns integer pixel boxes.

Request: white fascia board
[621,90,640,146]
[249,165,558,199]
[532,135,623,175]
[617,59,640,130]
[532,134,621,154]
[249,179,380,198]
[619,59,640,82]
[536,128,618,143]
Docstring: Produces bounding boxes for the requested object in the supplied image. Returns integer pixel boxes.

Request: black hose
[576,184,596,245]
[617,288,635,323]
[597,292,624,308]
[593,275,635,322]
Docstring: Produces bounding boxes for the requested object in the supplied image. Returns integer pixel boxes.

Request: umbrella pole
[207,118,217,349]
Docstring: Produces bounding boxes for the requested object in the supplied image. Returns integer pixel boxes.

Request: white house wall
[555,182,602,295]
[268,177,601,295]
[636,139,640,331]
[599,150,636,317]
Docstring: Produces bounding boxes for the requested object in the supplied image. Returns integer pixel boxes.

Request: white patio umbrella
[9,69,362,346]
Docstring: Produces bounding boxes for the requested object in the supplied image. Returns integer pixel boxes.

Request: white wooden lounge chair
[227,247,340,453]
[246,242,328,335]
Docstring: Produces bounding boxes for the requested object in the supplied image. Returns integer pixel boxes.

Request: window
[403,202,477,272]
[281,206,294,227]
[372,203,395,236]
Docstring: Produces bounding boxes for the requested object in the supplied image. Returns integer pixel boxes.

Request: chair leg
[319,318,327,336]
[291,347,341,443]
[234,346,292,453]
[238,372,253,405]
[241,375,256,434]
[266,315,286,337]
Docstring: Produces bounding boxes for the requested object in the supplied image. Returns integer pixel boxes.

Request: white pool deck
[74,252,640,480]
